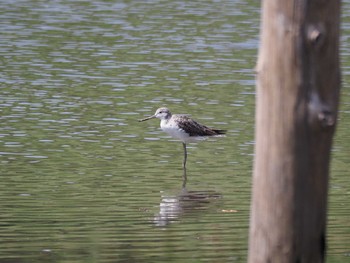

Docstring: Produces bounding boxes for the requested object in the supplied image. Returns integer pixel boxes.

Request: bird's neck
[160,116,173,128]
[165,113,172,119]
[160,118,169,126]
[163,113,172,122]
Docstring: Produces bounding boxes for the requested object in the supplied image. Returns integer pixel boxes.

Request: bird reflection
[154,177,222,227]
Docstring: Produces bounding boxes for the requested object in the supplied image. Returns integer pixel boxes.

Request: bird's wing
[175,116,218,136]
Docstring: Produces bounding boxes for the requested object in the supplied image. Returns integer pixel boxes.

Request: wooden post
[248,0,341,262]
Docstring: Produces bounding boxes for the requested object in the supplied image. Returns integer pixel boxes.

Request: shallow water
[0,0,349,262]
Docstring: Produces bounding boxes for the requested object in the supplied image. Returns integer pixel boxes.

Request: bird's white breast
[160,119,192,143]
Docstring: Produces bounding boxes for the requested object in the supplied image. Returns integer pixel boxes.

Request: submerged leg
[182,143,187,169]
[182,143,187,186]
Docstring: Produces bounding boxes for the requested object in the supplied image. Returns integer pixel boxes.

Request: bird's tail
[213,129,226,135]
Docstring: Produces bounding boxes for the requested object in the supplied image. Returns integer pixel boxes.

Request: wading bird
[139,107,226,181]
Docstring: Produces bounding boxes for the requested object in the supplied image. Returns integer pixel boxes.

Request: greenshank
[139,107,226,177]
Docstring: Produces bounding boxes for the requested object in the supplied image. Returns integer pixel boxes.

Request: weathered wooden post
[248,0,341,262]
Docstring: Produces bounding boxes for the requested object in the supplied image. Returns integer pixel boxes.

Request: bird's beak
[138,115,156,122]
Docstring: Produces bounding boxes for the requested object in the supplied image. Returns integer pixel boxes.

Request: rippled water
[0,0,349,262]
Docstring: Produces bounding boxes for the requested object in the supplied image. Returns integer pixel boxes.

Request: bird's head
[139,107,172,122]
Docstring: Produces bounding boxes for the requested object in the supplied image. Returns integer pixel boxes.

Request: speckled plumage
[173,114,225,137]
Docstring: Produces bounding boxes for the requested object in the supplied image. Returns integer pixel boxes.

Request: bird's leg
[182,143,187,185]
[182,143,187,169]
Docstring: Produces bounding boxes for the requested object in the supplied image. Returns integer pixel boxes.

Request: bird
[139,107,226,180]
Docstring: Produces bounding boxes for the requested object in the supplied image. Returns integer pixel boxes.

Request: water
[0,0,349,262]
